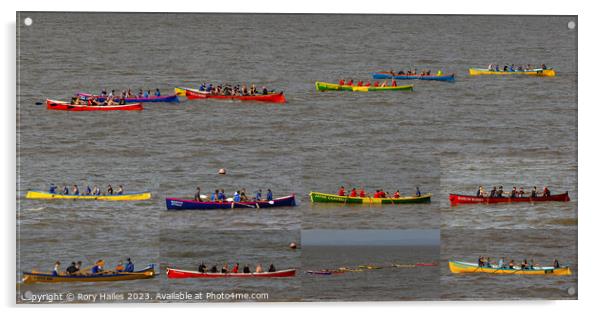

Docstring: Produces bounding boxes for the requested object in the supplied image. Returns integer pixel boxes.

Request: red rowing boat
[46,99,143,111]
[449,192,570,205]
[184,89,286,103]
[166,268,296,278]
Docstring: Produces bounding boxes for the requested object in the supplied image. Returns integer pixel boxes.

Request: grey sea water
[16,13,577,302]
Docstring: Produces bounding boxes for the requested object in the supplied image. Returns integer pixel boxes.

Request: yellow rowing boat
[25,191,151,201]
[468,68,556,77]
[448,260,571,275]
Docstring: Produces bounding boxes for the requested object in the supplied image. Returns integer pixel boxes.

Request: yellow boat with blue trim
[448,260,571,275]
[25,191,151,201]
[468,68,556,77]
[22,265,156,283]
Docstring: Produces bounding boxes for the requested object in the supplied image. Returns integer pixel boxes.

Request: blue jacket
[125,262,134,272]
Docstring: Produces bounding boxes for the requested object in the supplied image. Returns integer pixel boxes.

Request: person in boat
[138,89,144,97]
[380,190,387,198]
[394,190,401,198]
[359,188,366,198]
[107,184,114,195]
[92,185,100,196]
[49,183,57,194]
[485,257,492,268]
[62,185,69,195]
[268,264,276,272]
[118,97,126,105]
[364,80,371,87]
[91,260,104,274]
[52,261,61,276]
[243,265,251,273]
[155,88,161,96]
[267,189,273,201]
[503,65,508,71]
[338,186,346,196]
[143,90,149,98]
[477,256,483,267]
[218,189,226,201]
[124,258,134,272]
[542,186,551,197]
[496,186,504,198]
[541,64,547,70]
[194,187,202,202]
[345,79,354,86]
[349,188,357,197]
[489,186,497,197]
[233,191,241,202]
[476,186,483,197]
[232,263,239,273]
[531,186,538,198]
[508,260,515,269]
[72,184,79,195]
[262,86,269,95]
[255,264,264,273]
[416,187,421,197]
[106,96,115,106]
[250,84,256,95]
[553,259,560,268]
[391,80,397,87]
[398,70,405,75]
[66,261,78,275]
[373,81,379,87]
[529,259,534,269]
[498,257,505,268]
[221,263,229,273]
[116,185,124,195]
[240,188,248,201]
[255,189,262,201]
[210,265,218,273]
[510,187,517,198]
[241,84,248,95]
[115,261,125,272]
[339,79,345,85]
[487,64,494,71]
[373,189,381,198]
[198,262,207,273]
[210,189,218,202]
[520,259,528,270]
[357,80,364,86]
[100,89,107,97]
[518,187,525,198]
[84,185,91,195]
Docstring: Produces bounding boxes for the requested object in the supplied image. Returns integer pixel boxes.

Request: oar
[226,197,256,208]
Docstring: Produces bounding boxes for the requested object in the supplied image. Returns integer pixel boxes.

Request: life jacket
[338,189,345,196]
[349,190,357,197]
[359,190,366,197]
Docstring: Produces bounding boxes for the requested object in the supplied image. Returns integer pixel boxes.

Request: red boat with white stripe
[449,192,570,205]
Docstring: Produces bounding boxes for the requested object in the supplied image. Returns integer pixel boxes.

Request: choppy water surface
[17,13,577,301]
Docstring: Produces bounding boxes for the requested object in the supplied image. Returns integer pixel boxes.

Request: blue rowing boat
[76,93,180,103]
[165,194,296,210]
[371,72,455,82]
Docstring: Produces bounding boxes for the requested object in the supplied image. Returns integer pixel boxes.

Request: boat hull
[315,81,413,92]
[309,191,431,204]
[449,192,570,205]
[22,265,156,283]
[26,191,152,201]
[165,194,296,210]
[77,93,179,103]
[372,72,455,82]
[166,268,296,278]
[46,99,142,111]
[468,68,556,77]
[448,261,571,275]
[184,88,286,103]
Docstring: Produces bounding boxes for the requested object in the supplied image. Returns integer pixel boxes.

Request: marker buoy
[289,242,297,249]
[218,168,226,175]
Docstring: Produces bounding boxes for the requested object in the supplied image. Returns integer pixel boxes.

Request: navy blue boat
[372,72,455,82]
[76,93,180,103]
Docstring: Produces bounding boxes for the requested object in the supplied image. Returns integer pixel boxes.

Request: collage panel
[440,229,577,300]
[300,229,440,301]
[159,229,301,302]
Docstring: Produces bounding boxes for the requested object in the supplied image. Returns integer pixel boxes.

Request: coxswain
[66,262,78,275]
[243,265,251,273]
[349,188,357,197]
[490,186,497,197]
[553,259,560,268]
[543,186,551,197]
[416,187,421,197]
[62,185,69,195]
[255,189,262,201]
[268,264,276,272]
[511,186,517,198]
[115,261,125,272]
[107,184,114,195]
[338,186,346,196]
[52,261,61,276]
[124,258,134,272]
[267,189,273,201]
[255,264,264,273]
[233,191,241,202]
[49,183,57,194]
[198,262,207,273]
[155,88,161,96]
[194,187,202,202]
[116,185,124,195]
[232,263,239,273]
[531,186,538,198]
[221,263,229,273]
[359,188,366,198]
[85,185,91,195]
[394,190,400,198]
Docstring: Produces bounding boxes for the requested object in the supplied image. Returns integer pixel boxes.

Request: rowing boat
[309,191,431,204]
[76,93,179,103]
[372,72,455,82]
[448,260,571,275]
[26,191,152,201]
[315,81,413,92]
[165,194,296,210]
[46,99,143,111]
[22,265,156,283]
[166,268,296,278]
[468,68,556,77]
[448,192,570,205]
[182,88,287,103]
[305,270,344,275]
[174,87,190,96]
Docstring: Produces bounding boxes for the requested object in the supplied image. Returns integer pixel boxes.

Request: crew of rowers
[338,79,399,87]
[475,185,551,198]
[197,262,277,274]
[197,83,274,96]
[69,88,161,106]
[477,257,562,269]
[194,187,273,202]
[384,68,445,76]
[49,183,124,196]
[337,186,422,198]
[52,258,135,276]
[486,64,548,72]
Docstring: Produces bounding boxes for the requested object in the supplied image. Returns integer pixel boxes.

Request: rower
[85,185,92,195]
[349,188,357,197]
[232,263,239,273]
[115,261,125,272]
[66,262,77,275]
[211,189,218,202]
[508,260,515,269]
[240,188,248,201]
[116,185,124,195]
[194,187,202,202]
[476,186,483,197]
[198,262,207,273]
[233,191,241,202]
[391,80,397,87]
[543,186,551,197]
[416,187,421,197]
[498,257,505,268]
[373,190,381,198]
[255,264,264,273]
[268,264,276,272]
[255,189,262,201]
[553,259,560,268]
[519,187,525,198]
[221,263,229,273]
[541,64,547,70]
[218,189,226,201]
[52,261,61,276]
[359,188,366,198]
[394,190,401,198]
[243,265,251,273]
[210,265,218,273]
[118,97,126,105]
[357,80,363,86]
[511,187,517,198]
[155,88,161,96]
[75,261,82,274]
[107,184,114,195]
[62,185,69,195]
[91,260,104,274]
[125,258,134,272]
[531,186,538,198]
[490,186,497,197]
[49,183,57,194]
[339,79,345,85]
[380,190,387,198]
[345,79,353,86]
[497,186,504,198]
[262,87,268,95]
[92,185,100,196]
[520,259,528,270]
[338,186,346,196]
[138,89,143,97]
[143,90,149,98]
[373,81,379,87]
[266,189,273,201]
